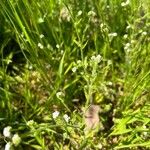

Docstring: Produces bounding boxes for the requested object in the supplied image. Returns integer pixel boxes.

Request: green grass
[0,0,150,149]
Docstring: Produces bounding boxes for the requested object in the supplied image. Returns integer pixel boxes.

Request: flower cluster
[108,32,118,37]
[71,54,102,74]
[63,114,70,123]
[90,54,102,63]
[3,126,21,150]
[52,111,70,123]
[60,6,71,22]
[38,43,44,49]
[121,0,130,7]
[3,126,12,138]
[56,91,64,99]
[52,111,60,119]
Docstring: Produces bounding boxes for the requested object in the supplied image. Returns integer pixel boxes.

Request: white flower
[4,142,13,150]
[56,44,60,49]
[60,7,71,22]
[27,120,35,127]
[123,34,128,39]
[97,143,103,149]
[121,0,130,7]
[100,23,104,28]
[124,43,130,50]
[77,10,82,16]
[106,5,110,8]
[40,34,44,39]
[91,55,102,63]
[121,2,126,7]
[107,81,113,86]
[3,126,12,138]
[95,54,102,63]
[91,55,96,60]
[21,33,24,38]
[63,114,70,122]
[125,43,130,47]
[77,60,82,64]
[38,18,44,23]
[88,11,96,16]
[126,25,131,30]
[38,43,44,49]
[142,31,147,35]
[56,92,63,98]
[143,125,148,136]
[52,111,60,119]
[12,134,21,146]
[60,50,64,54]
[131,40,135,44]
[72,67,77,73]
[107,60,112,65]
[108,32,118,37]
[47,44,50,49]
[28,65,33,70]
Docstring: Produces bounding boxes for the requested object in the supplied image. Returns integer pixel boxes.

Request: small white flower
[21,33,24,38]
[38,18,44,23]
[88,11,96,16]
[126,25,131,29]
[40,34,44,39]
[5,142,13,150]
[131,40,135,44]
[38,43,44,49]
[125,43,130,47]
[126,49,131,53]
[106,5,110,8]
[47,44,51,49]
[63,114,70,122]
[52,111,60,119]
[121,2,126,7]
[108,81,113,86]
[123,34,128,39]
[56,44,60,49]
[108,32,117,37]
[46,64,51,69]
[95,54,102,63]
[142,31,147,35]
[97,143,103,149]
[91,55,96,60]
[3,126,12,138]
[27,120,35,126]
[103,27,109,33]
[121,0,130,7]
[12,134,21,146]
[126,0,130,5]
[61,50,64,54]
[124,43,130,50]
[76,60,82,67]
[100,23,104,28]
[77,60,81,64]
[77,10,82,16]
[91,55,102,63]
[72,67,77,73]
[28,65,33,70]
[60,7,71,22]
[142,125,148,136]
[56,92,63,98]
[107,60,112,65]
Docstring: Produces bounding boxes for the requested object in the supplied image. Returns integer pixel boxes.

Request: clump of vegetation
[0,0,150,149]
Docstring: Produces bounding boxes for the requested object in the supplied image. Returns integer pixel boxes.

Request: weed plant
[0,0,150,149]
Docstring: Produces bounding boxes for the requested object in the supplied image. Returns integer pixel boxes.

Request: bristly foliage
[0,0,150,149]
